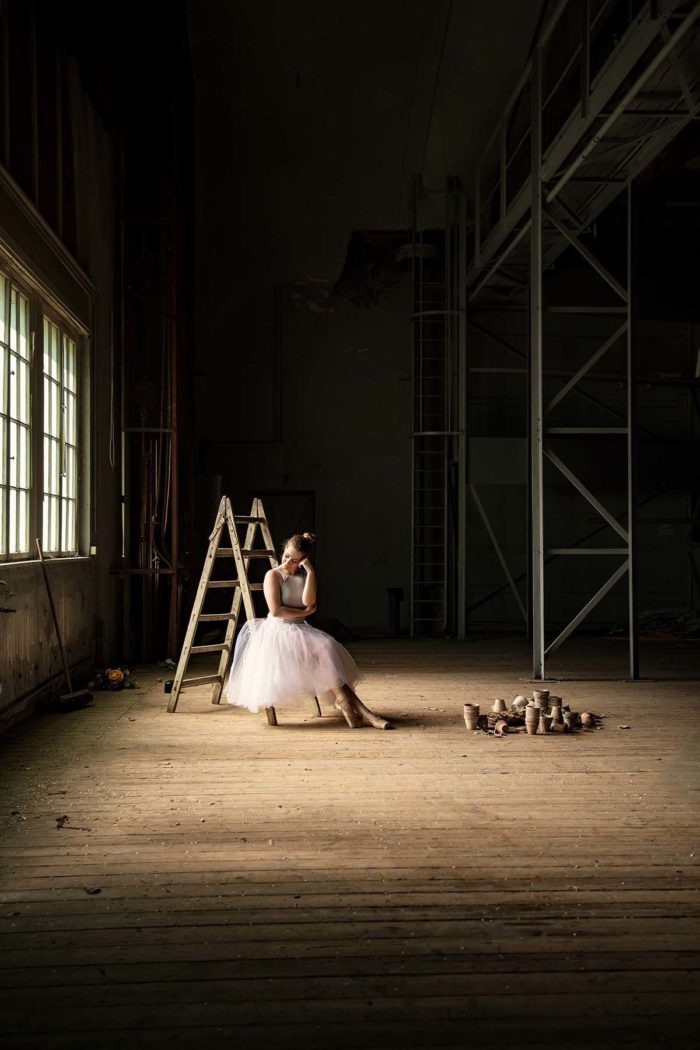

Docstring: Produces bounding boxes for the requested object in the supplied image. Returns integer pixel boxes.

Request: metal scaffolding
[465,0,700,676]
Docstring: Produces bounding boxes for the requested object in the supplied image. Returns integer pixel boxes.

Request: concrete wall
[200,282,412,632]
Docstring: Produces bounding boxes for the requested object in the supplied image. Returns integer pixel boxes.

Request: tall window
[0,258,84,563]
[43,317,78,554]
[0,275,31,558]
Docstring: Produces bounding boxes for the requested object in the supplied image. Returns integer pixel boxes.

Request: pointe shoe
[352,697,394,730]
[334,697,363,728]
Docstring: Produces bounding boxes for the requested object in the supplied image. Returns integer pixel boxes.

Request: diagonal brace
[660,22,697,114]
[469,484,527,622]
[544,447,629,542]
[545,558,629,656]
[543,208,628,301]
[547,321,628,412]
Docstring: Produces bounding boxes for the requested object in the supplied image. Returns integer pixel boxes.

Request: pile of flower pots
[463,689,603,736]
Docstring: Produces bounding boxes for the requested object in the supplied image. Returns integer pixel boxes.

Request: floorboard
[1,636,699,1048]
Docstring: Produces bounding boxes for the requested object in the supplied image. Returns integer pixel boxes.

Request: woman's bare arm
[263,569,315,619]
[300,559,317,608]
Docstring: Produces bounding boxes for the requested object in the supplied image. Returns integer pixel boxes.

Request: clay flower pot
[463,704,480,730]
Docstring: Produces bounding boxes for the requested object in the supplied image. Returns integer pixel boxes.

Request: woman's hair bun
[282,531,316,553]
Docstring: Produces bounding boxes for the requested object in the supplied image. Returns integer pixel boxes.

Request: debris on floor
[464,691,605,737]
[88,667,138,691]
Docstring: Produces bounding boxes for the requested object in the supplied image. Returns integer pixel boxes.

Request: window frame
[0,250,89,564]
[0,269,34,561]
[41,309,82,557]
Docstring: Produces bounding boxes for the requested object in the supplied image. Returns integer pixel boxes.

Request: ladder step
[217,548,277,559]
[234,516,266,523]
[190,643,230,655]
[198,612,238,622]
[206,580,264,589]
[181,674,223,688]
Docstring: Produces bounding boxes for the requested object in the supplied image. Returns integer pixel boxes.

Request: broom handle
[35,538,73,693]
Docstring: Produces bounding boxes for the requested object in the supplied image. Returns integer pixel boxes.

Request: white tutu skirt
[222,614,360,713]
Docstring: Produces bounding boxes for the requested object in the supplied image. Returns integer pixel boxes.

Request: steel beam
[627,182,639,678]
[466,1,686,289]
[545,2,700,201]
[530,45,545,679]
[457,190,468,639]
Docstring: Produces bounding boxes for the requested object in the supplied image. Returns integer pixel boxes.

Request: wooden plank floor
[1,636,699,1049]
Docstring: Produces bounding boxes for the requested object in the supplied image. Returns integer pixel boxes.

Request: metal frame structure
[463,0,700,676]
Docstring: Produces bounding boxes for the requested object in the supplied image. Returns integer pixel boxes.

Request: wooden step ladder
[166,496,322,724]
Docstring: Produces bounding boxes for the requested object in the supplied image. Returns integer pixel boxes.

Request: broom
[36,539,93,711]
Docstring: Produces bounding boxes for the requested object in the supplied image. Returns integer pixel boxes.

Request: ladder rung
[216,549,276,558]
[181,674,223,688]
[234,516,265,523]
[217,548,275,559]
[198,612,238,622]
[190,643,230,655]
[206,580,265,589]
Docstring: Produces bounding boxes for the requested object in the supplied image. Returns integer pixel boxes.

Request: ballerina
[222,531,392,729]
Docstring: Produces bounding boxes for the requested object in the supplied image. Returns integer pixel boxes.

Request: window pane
[0,274,6,345]
[61,498,77,553]
[9,353,17,418]
[17,489,28,553]
[65,390,76,444]
[38,317,81,558]
[45,435,59,495]
[41,493,48,550]
[67,501,76,551]
[9,420,17,486]
[0,339,6,412]
[10,286,17,350]
[18,358,30,423]
[0,417,5,485]
[9,486,16,552]
[17,292,29,362]
[42,316,50,373]
[51,378,59,437]
[46,494,59,551]
[44,375,59,438]
[43,318,60,380]
[18,424,29,488]
[61,444,72,498]
[63,336,77,393]
[0,485,5,555]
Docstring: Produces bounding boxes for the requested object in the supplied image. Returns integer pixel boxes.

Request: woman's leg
[333,685,363,728]
[335,683,393,730]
